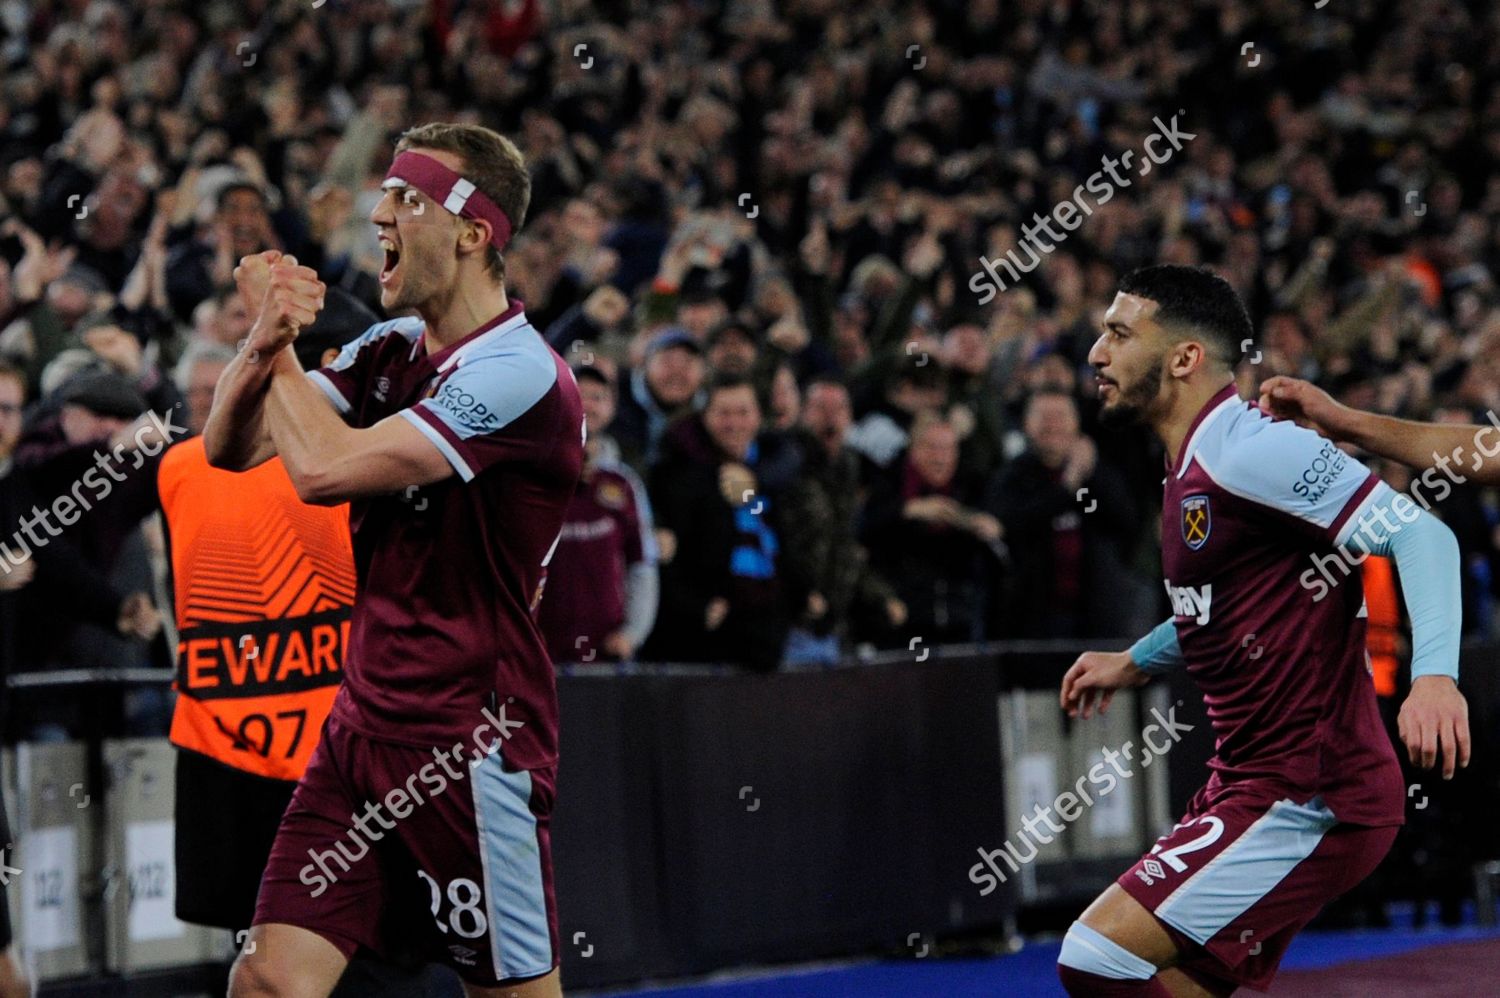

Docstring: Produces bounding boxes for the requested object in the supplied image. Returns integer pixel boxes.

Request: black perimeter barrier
[9,641,1499,994]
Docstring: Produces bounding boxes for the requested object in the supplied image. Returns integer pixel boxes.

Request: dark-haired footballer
[1057,265,1468,996]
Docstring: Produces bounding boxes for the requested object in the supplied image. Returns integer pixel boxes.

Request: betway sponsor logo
[1165,581,1211,625]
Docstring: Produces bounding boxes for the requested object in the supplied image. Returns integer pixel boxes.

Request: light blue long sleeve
[1344,484,1461,680]
[1128,617,1183,675]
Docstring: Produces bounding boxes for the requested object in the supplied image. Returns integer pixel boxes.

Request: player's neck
[418,280,512,353]
[1155,377,1236,468]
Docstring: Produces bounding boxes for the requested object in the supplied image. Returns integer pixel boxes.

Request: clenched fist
[243,254,325,362]
[233,249,282,312]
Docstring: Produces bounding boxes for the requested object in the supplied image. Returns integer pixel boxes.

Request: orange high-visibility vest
[1363,555,1401,698]
[159,437,356,780]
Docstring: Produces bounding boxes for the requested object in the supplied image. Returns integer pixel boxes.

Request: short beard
[1098,358,1164,428]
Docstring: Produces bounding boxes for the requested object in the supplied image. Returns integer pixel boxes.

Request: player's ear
[459,217,492,258]
[1167,339,1205,379]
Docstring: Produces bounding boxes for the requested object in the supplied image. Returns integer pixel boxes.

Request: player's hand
[1060,650,1150,720]
[233,249,283,311]
[1398,675,1470,779]
[246,255,324,360]
[1257,376,1354,441]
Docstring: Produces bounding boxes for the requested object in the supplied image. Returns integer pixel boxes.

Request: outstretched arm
[1260,376,1500,484]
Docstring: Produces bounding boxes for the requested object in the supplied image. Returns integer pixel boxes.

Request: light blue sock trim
[1057,922,1158,980]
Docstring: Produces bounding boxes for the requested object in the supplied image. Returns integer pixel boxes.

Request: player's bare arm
[262,348,455,505]
[203,253,323,471]
[1260,375,1500,483]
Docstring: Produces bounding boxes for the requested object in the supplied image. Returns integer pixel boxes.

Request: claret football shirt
[1161,384,1403,827]
[308,301,585,769]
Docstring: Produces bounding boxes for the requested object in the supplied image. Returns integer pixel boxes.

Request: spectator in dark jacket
[13,371,168,680]
[846,353,948,478]
[0,361,158,733]
[988,390,1144,638]
[643,374,800,670]
[613,328,707,469]
[780,377,905,663]
[861,411,1002,645]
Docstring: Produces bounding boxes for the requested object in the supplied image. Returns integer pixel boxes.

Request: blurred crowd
[4,0,1500,685]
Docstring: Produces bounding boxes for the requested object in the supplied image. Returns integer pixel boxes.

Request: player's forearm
[1339,409,1498,482]
[263,349,357,505]
[202,348,277,470]
[1128,617,1183,675]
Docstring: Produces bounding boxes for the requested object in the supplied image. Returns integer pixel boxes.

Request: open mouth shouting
[378,233,402,286]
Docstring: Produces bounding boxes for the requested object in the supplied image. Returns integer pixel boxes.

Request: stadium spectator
[13,370,168,669]
[166,179,283,324]
[704,315,760,379]
[0,360,148,672]
[0,362,161,743]
[191,285,256,352]
[861,412,1002,645]
[613,328,706,469]
[989,391,1145,639]
[538,365,658,665]
[765,359,802,432]
[644,374,798,669]
[779,377,905,664]
[941,321,1008,482]
[845,354,948,477]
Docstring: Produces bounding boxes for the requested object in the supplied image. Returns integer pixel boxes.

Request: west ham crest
[1181,494,1211,550]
